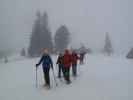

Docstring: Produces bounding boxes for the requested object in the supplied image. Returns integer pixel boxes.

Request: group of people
[36,49,86,89]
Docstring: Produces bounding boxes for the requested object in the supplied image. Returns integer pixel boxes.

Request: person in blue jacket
[36,49,53,88]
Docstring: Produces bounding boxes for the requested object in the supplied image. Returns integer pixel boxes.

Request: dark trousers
[72,63,77,76]
[64,67,71,83]
[58,64,64,78]
[43,67,50,86]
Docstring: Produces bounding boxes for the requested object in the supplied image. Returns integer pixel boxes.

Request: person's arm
[36,55,44,67]
[77,54,80,60]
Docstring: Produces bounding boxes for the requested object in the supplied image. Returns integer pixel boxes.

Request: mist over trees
[28,11,53,57]
[103,32,113,56]
[127,48,133,59]
[54,25,70,52]
[0,50,10,59]
[0,51,5,59]
[28,11,72,57]
[21,48,26,57]
[41,12,53,51]
[28,11,116,57]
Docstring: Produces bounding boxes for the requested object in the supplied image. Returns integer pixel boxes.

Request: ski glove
[36,64,39,67]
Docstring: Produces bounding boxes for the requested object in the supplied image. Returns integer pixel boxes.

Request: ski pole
[52,69,58,86]
[35,66,38,88]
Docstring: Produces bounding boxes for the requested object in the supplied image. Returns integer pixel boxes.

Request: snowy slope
[0,54,132,100]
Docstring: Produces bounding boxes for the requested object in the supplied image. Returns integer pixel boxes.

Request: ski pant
[58,64,64,78]
[43,67,50,86]
[64,67,70,83]
[72,63,77,76]
[80,58,84,64]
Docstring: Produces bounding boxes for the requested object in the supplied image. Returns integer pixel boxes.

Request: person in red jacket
[71,51,79,77]
[63,49,72,84]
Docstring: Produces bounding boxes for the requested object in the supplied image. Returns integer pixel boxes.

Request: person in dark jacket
[63,49,72,84]
[56,53,64,78]
[36,49,53,88]
[71,51,79,77]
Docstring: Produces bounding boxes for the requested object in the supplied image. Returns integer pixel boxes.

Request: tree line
[28,11,114,57]
[28,11,70,57]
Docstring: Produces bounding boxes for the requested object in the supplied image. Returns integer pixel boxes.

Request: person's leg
[72,64,75,76]
[81,58,83,64]
[61,64,64,77]
[64,67,68,82]
[43,68,48,86]
[75,64,77,76]
[80,58,82,64]
[72,64,74,75]
[67,67,71,84]
[82,55,85,64]
[65,68,68,83]
[45,68,50,87]
[72,64,76,76]
[58,65,61,78]
[64,67,66,80]
[62,65,65,78]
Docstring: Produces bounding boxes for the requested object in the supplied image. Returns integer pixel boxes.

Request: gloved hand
[56,62,58,64]
[36,64,39,67]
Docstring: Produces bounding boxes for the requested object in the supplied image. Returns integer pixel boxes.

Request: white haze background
[0,0,132,55]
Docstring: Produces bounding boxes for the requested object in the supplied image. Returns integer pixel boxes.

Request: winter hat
[43,48,49,54]
[65,49,69,54]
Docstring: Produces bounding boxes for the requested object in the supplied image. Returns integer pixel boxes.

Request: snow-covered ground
[0,54,132,100]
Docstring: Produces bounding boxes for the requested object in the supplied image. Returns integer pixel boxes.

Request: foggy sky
[0,0,132,54]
